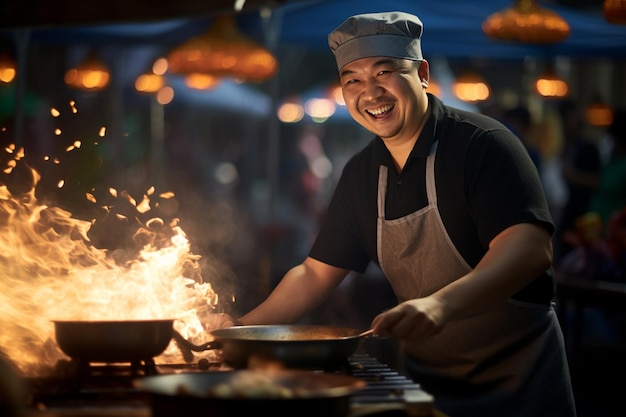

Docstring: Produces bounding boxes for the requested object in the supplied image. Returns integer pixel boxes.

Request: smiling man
[236,11,576,417]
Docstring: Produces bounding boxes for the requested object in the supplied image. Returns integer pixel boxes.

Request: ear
[418,60,430,88]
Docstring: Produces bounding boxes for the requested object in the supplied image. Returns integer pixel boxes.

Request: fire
[0,121,224,376]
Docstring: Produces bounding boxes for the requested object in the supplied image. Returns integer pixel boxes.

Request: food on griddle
[176,373,308,399]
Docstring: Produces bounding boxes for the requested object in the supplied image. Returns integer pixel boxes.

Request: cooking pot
[133,369,366,417]
[53,321,371,368]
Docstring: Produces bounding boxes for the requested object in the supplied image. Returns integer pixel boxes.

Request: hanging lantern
[453,71,490,103]
[482,0,570,44]
[0,53,16,84]
[64,52,110,92]
[604,0,626,24]
[167,14,278,83]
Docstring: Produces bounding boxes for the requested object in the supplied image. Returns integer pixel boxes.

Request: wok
[53,320,370,368]
[53,319,174,362]
[133,369,366,417]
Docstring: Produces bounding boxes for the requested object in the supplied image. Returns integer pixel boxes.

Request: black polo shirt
[309,94,555,304]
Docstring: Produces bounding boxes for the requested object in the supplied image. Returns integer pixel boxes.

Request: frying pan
[53,321,370,368]
[133,369,366,417]
[178,325,369,369]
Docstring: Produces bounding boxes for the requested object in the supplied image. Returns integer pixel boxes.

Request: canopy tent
[0,0,624,113]
[2,0,625,59]
[270,0,626,60]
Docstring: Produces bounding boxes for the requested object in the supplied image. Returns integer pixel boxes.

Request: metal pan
[53,320,370,369]
[177,324,369,369]
[53,319,174,362]
[133,369,366,417]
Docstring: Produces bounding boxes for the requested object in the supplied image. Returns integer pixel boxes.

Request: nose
[362,77,384,99]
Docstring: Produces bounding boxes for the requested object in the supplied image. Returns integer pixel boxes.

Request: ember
[0,102,226,377]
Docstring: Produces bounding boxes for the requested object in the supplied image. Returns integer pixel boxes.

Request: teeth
[367,104,393,116]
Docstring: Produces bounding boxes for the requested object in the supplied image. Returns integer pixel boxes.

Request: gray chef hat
[328,11,424,70]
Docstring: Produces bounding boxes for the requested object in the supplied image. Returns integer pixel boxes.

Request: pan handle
[172,330,222,362]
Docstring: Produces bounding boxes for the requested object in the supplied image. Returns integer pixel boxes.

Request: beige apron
[377,141,576,416]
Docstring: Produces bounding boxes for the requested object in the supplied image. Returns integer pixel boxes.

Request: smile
[366,104,394,116]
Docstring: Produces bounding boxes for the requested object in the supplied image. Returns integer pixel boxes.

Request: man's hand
[370,296,447,341]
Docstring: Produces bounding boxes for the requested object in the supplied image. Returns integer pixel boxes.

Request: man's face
[339,57,429,145]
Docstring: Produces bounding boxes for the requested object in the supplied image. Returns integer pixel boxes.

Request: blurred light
[156,86,174,105]
[453,72,490,102]
[0,53,16,84]
[535,64,568,98]
[277,101,304,123]
[310,155,333,179]
[604,0,626,24]
[214,162,239,184]
[585,101,614,127]
[535,77,568,98]
[152,57,168,75]
[167,14,278,83]
[482,0,570,44]
[64,52,110,92]
[305,98,336,120]
[184,73,220,90]
[135,73,165,93]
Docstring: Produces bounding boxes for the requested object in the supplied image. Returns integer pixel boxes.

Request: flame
[0,149,222,376]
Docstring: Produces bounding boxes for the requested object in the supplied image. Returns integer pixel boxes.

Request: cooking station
[24,353,436,417]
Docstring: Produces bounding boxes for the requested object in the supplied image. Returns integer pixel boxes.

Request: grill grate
[26,354,434,416]
[347,354,434,416]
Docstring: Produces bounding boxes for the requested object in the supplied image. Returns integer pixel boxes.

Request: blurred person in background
[553,99,601,264]
[228,11,576,417]
[589,108,626,229]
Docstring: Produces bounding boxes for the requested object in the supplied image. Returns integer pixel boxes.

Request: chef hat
[328,11,424,70]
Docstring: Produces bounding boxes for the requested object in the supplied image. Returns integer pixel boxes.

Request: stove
[24,354,434,417]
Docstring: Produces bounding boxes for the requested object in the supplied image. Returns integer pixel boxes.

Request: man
[236,11,576,417]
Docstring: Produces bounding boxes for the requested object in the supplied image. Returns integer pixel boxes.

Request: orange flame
[0,152,221,376]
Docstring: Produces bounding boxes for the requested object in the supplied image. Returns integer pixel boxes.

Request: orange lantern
[167,14,278,83]
[604,0,626,24]
[482,0,570,44]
